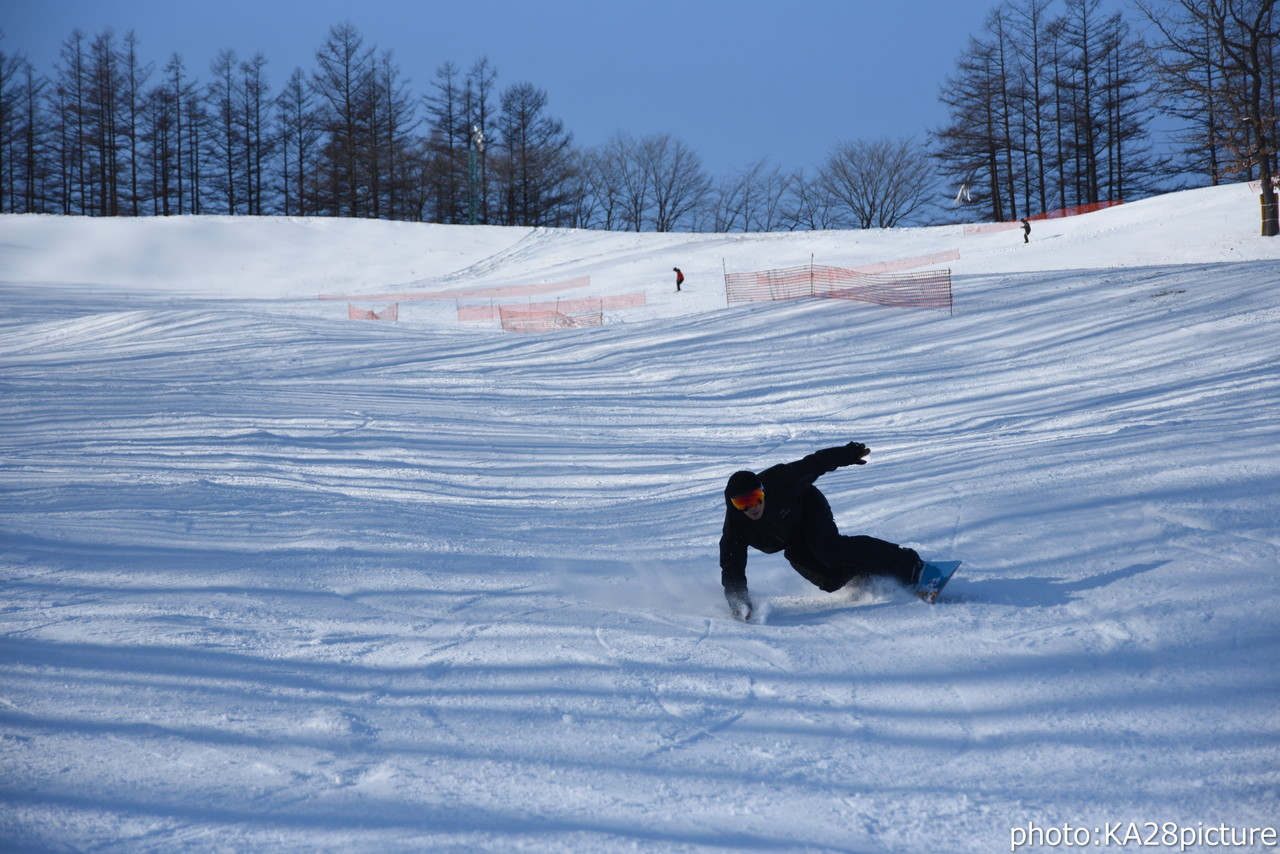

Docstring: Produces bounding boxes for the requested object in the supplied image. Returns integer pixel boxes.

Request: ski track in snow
[1,185,1278,852]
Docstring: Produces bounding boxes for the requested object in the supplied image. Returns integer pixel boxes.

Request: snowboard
[915,560,961,603]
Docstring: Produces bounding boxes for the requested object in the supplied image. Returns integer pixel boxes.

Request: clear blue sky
[4,0,1133,178]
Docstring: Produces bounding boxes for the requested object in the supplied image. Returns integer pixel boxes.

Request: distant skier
[719,444,925,620]
[1021,218,1031,243]
[673,267,684,292]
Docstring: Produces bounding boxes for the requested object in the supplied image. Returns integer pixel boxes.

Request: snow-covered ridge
[1,183,1273,301]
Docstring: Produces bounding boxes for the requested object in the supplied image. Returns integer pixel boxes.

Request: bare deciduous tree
[1140,0,1278,236]
[822,137,933,229]
[423,61,465,223]
[493,81,575,226]
[207,49,241,214]
[119,32,149,216]
[0,38,46,213]
[585,131,708,231]
[275,66,319,216]
[783,169,841,231]
[713,158,791,232]
[311,22,373,217]
[645,133,709,232]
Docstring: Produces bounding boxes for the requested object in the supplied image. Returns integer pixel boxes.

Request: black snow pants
[783,487,921,592]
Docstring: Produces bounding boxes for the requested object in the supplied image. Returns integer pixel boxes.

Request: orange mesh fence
[963,221,1022,236]
[500,305,604,333]
[457,304,499,323]
[1030,200,1122,220]
[813,266,953,310]
[965,200,1123,235]
[725,264,952,313]
[724,266,816,303]
[459,292,646,323]
[848,249,959,274]
[321,276,591,303]
[348,303,399,320]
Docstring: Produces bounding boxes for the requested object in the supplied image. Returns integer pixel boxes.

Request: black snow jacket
[719,445,863,595]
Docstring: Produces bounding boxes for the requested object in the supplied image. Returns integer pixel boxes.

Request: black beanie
[725,470,761,499]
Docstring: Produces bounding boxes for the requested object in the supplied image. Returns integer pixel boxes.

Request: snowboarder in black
[1021,218,1031,243]
[720,443,923,620]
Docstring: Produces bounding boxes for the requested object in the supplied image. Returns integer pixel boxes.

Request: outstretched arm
[777,442,871,486]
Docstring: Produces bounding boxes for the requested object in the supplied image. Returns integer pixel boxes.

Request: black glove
[845,442,870,465]
[725,586,753,621]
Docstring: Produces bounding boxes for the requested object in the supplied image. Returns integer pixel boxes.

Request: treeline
[0,21,823,230]
[0,0,1275,231]
[935,0,1277,231]
[935,0,1163,222]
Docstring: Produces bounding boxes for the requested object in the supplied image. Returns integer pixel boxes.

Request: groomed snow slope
[1,185,1278,853]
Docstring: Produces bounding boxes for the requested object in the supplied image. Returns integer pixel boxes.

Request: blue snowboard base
[915,560,961,603]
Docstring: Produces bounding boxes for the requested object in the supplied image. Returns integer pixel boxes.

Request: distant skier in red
[673,267,684,292]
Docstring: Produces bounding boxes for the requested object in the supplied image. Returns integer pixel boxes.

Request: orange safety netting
[964,200,1123,235]
[499,306,604,333]
[848,249,960,274]
[458,292,646,323]
[1030,200,1123,220]
[962,220,1023,236]
[322,276,591,303]
[348,303,399,320]
[724,264,952,313]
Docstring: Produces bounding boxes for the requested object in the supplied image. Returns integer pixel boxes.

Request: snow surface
[1,185,1278,853]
